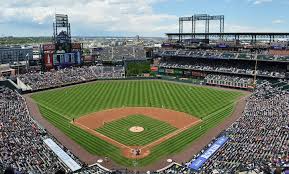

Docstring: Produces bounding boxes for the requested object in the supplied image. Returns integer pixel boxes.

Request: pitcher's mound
[129,126,144,133]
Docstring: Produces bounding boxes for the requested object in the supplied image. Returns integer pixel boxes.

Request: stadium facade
[0,45,33,64]
[154,14,289,89]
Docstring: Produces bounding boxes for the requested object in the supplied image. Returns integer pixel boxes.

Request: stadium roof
[166,32,289,39]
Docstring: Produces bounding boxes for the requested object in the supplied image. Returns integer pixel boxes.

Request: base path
[75,107,199,129]
[74,107,201,159]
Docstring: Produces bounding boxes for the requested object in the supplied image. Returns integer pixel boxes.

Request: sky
[0,0,288,37]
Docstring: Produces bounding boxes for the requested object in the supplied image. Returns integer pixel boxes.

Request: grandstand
[156,44,289,89]
[17,66,125,91]
[0,87,81,173]
[97,46,147,61]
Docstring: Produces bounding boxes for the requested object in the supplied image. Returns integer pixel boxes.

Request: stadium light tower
[178,14,224,41]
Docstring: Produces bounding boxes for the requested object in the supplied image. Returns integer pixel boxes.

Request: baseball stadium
[0,11,288,174]
[27,80,246,167]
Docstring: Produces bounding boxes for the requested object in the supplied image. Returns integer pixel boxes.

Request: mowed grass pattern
[96,115,177,146]
[32,80,242,119]
[32,80,244,167]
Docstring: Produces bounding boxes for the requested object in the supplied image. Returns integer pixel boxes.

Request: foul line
[140,119,202,150]
[34,100,135,151]
[141,95,248,151]
[73,121,134,151]
[202,95,247,120]
[35,101,72,121]
[33,95,248,159]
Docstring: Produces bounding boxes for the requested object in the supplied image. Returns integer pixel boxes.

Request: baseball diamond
[30,80,244,167]
[95,114,177,146]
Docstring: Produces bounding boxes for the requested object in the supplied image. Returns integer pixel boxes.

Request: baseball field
[31,80,244,167]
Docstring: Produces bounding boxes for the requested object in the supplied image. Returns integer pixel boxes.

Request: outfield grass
[96,115,177,146]
[32,80,241,119]
[32,80,244,167]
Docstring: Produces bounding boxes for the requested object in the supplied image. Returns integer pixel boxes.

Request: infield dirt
[73,107,201,159]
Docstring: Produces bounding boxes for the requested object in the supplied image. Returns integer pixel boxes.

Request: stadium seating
[0,87,72,173]
[158,59,286,79]
[158,48,289,62]
[98,46,146,60]
[18,66,125,91]
[205,74,253,88]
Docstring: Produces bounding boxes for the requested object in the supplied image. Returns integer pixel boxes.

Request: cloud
[272,19,285,24]
[248,0,272,5]
[0,0,286,36]
[0,0,178,36]
[248,0,273,5]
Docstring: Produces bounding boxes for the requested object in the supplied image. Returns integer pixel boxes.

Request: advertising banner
[59,54,65,64]
[44,53,53,66]
[43,44,55,51]
[189,136,229,170]
[218,43,228,48]
[161,43,173,47]
[75,51,81,64]
[174,69,183,75]
[150,66,158,72]
[53,54,64,65]
[64,53,70,64]
[158,68,165,73]
[83,56,92,62]
[71,43,81,50]
[64,53,75,64]
[184,70,191,75]
[165,69,174,74]
[192,71,207,77]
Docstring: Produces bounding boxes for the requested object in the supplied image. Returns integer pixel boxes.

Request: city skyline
[0,0,288,37]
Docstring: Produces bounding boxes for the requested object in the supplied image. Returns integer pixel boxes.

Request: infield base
[129,126,144,133]
[73,107,202,159]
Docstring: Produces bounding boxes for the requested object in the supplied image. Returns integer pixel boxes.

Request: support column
[193,17,196,33]
[191,16,195,39]
[179,19,183,42]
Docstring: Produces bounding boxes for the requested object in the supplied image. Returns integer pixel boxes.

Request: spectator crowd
[18,66,125,91]
[0,87,70,173]
[98,46,146,61]
[159,49,289,62]
[205,74,253,89]
[159,60,286,79]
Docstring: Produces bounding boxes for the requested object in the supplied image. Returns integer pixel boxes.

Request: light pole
[25,53,29,72]
[17,53,20,76]
[253,50,258,89]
